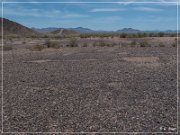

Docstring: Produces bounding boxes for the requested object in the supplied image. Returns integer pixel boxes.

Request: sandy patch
[136,63,161,68]
[23,58,97,63]
[122,56,159,63]
[108,81,123,87]
[23,59,56,63]
[117,52,128,55]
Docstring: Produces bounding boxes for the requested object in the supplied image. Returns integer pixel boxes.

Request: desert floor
[0,37,179,133]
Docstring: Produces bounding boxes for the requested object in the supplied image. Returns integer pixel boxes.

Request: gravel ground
[0,46,178,133]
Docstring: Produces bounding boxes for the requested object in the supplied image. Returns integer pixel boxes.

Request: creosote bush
[67,38,78,47]
[30,45,45,51]
[140,41,151,47]
[130,41,137,47]
[44,40,61,49]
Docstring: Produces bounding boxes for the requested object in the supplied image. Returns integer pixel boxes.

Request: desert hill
[0,18,38,37]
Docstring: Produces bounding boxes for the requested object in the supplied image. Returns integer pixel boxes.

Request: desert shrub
[109,43,116,47]
[31,35,38,38]
[140,41,151,47]
[170,33,176,37]
[171,43,177,47]
[82,43,88,47]
[44,40,60,49]
[98,41,106,47]
[158,43,165,47]
[30,45,45,51]
[130,41,137,47]
[158,32,164,37]
[43,35,49,38]
[22,41,26,44]
[132,33,138,38]
[93,42,98,47]
[105,43,115,47]
[134,32,147,38]
[142,32,147,37]
[121,43,128,47]
[120,33,127,38]
[80,34,87,38]
[0,45,13,51]
[148,33,154,37]
[67,38,78,47]
[44,40,51,48]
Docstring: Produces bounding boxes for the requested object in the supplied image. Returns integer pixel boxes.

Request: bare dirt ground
[0,37,179,133]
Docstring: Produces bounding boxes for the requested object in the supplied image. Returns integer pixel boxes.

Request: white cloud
[3,5,87,19]
[3,7,58,17]
[134,7,163,12]
[90,8,126,12]
[117,0,179,5]
[63,13,88,18]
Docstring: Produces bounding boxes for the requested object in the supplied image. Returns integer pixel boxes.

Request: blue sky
[1,0,179,31]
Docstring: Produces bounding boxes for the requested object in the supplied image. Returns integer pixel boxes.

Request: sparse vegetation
[0,45,13,51]
[44,40,61,49]
[121,43,128,47]
[22,41,26,44]
[130,41,137,47]
[67,38,78,47]
[158,43,165,47]
[171,43,177,47]
[79,32,177,39]
[82,43,88,47]
[98,41,106,47]
[158,32,165,37]
[30,45,45,51]
[93,42,98,47]
[120,33,127,38]
[140,41,151,47]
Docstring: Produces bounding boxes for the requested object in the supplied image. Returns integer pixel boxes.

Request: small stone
[160,126,168,131]
[168,127,176,132]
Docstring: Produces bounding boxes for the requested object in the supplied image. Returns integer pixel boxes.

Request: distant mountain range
[0,18,179,37]
[33,27,178,34]
[117,28,140,33]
